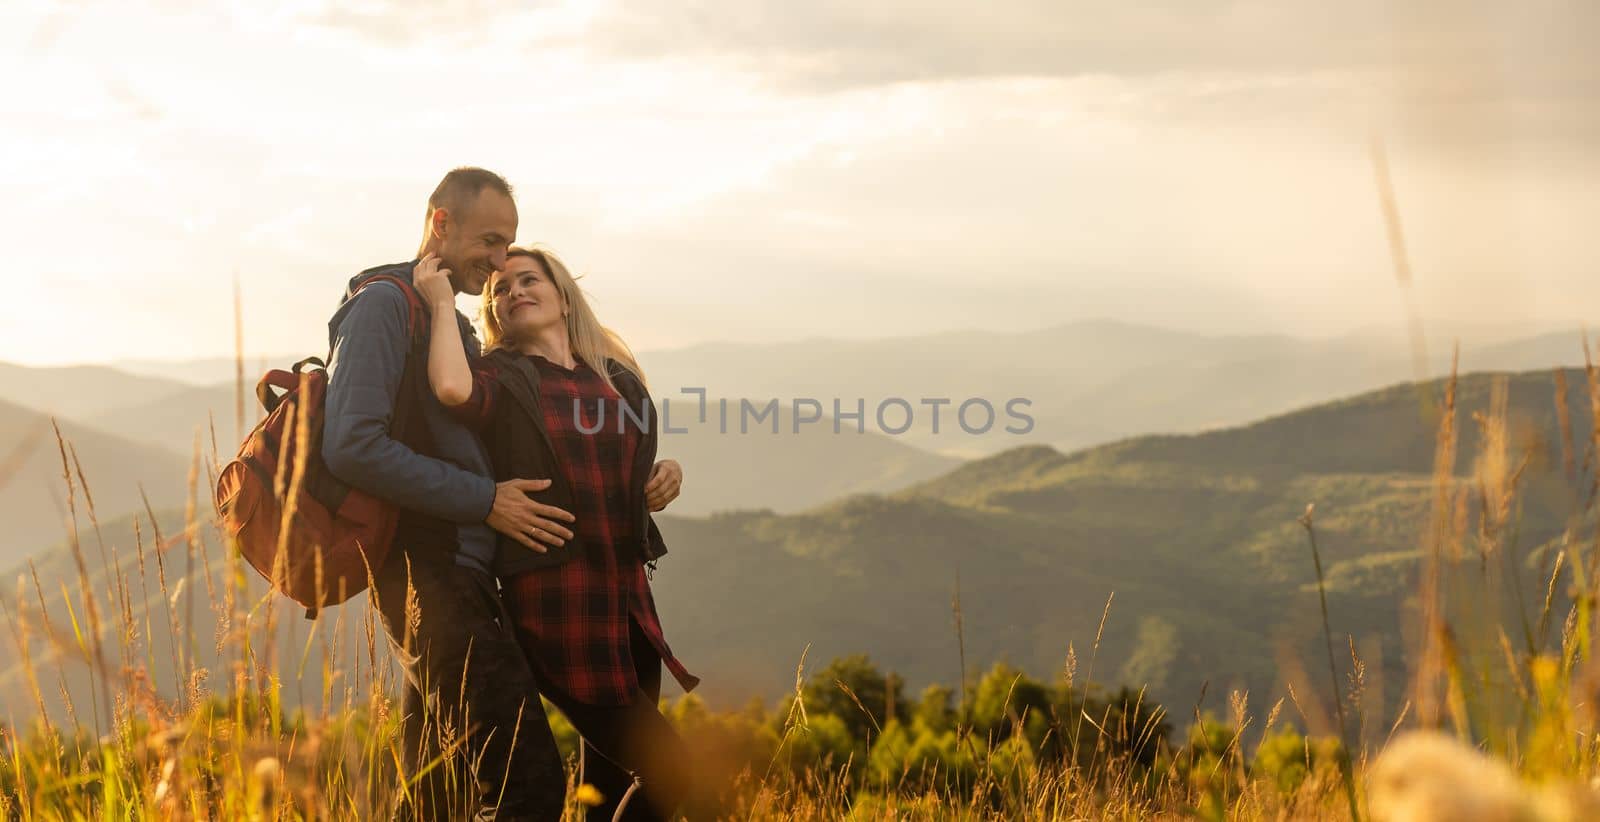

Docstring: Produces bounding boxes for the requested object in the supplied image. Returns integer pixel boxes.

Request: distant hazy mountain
[637,320,1595,454]
[87,382,255,458]
[6,366,1583,724]
[1463,329,1600,372]
[633,320,1370,455]
[633,318,1452,450]
[110,355,293,387]
[0,398,191,570]
[6,319,1596,523]
[0,361,193,420]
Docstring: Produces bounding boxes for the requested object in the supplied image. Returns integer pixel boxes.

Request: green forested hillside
[651,368,1587,724]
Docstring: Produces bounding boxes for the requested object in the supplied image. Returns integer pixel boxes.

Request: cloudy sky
[1,0,1595,366]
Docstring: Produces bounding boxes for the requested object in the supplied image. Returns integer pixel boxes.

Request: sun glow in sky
[1,0,1595,366]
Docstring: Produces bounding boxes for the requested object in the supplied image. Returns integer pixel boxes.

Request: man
[323,167,574,820]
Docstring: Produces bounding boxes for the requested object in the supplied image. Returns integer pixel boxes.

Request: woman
[413,246,697,821]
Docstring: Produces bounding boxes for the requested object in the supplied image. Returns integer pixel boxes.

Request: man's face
[436,189,517,296]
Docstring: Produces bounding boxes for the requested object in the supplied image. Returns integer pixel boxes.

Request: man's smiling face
[437,188,517,296]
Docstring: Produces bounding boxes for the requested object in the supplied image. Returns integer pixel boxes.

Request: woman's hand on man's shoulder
[414,253,456,312]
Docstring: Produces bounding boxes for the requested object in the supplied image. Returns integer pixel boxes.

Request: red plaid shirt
[454,354,696,706]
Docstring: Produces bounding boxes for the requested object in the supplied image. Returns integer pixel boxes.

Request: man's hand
[414,253,456,313]
[485,478,576,553]
[644,459,683,512]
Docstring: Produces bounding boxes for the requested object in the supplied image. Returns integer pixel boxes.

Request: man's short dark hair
[427,167,513,220]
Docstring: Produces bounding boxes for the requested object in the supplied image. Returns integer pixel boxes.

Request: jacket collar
[483,347,648,404]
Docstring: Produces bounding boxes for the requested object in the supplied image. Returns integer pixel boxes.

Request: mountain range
[2,317,1593,592]
[2,362,1586,731]
[66,320,1600,459]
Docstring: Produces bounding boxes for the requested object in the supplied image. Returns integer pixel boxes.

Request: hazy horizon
[10,312,1600,373]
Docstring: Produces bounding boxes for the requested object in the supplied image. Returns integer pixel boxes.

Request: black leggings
[532,620,692,822]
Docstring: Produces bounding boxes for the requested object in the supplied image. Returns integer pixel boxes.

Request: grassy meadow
[5,349,1600,820]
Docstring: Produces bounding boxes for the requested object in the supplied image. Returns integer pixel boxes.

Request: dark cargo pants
[372,549,566,821]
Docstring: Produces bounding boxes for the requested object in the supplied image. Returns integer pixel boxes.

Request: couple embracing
[321,167,697,820]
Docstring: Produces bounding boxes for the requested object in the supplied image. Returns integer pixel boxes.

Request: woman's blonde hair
[479,245,646,393]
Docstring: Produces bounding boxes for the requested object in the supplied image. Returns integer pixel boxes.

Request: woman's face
[490,256,565,340]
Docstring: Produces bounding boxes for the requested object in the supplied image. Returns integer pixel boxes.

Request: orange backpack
[214,274,428,616]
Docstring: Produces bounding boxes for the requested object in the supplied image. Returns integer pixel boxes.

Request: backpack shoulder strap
[345,272,436,451]
[349,273,430,344]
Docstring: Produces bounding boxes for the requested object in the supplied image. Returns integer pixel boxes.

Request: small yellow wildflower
[574,783,605,807]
